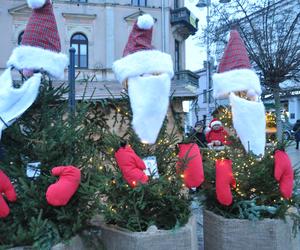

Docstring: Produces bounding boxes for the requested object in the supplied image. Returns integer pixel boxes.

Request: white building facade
[0,0,199,96]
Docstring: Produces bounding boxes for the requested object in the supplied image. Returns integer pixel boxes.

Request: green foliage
[101,171,190,232]
[0,78,103,248]
[199,131,300,224]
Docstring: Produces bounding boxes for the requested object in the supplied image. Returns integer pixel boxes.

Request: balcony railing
[171,70,200,98]
[174,70,199,87]
[171,7,199,41]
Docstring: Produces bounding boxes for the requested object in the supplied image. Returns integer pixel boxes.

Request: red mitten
[274,150,294,199]
[176,143,204,188]
[215,159,236,206]
[0,170,17,218]
[115,145,148,187]
[46,166,81,206]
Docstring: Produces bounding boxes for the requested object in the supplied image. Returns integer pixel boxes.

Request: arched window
[70,33,88,68]
[18,31,24,45]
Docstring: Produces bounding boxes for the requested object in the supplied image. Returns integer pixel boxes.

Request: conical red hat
[212,29,261,99]
[123,14,154,57]
[218,30,251,73]
[21,0,61,52]
[7,0,68,79]
[112,14,174,84]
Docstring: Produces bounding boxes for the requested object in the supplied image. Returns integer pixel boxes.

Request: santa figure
[213,29,265,156]
[0,0,67,138]
[113,14,174,144]
[206,118,230,146]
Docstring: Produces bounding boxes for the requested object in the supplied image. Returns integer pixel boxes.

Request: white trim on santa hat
[112,50,174,84]
[213,68,262,99]
[210,120,222,128]
[7,45,68,80]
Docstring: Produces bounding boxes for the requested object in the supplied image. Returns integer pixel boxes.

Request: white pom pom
[137,14,154,30]
[27,0,47,9]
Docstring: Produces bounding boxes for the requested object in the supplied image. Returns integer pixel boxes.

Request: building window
[18,31,24,45]
[175,40,180,72]
[174,0,179,8]
[70,33,88,68]
[131,0,147,6]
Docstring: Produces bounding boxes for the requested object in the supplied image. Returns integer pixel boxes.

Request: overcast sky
[184,0,208,71]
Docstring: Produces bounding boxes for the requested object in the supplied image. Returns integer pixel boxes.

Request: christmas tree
[197,27,300,231]
[96,94,191,232]
[94,12,193,233]
[0,77,104,249]
[198,107,300,229]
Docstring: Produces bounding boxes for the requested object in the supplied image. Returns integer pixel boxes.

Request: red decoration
[115,145,148,188]
[217,29,251,73]
[0,170,17,218]
[215,159,236,206]
[274,150,294,199]
[122,15,154,57]
[22,0,61,53]
[206,127,230,146]
[206,118,230,146]
[176,143,204,188]
[46,166,81,206]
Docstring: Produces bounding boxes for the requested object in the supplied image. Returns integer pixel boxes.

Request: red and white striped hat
[213,29,261,99]
[113,14,174,84]
[209,118,222,128]
[7,0,68,79]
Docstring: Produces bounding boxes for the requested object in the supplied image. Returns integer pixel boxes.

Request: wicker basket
[96,216,198,250]
[203,209,300,250]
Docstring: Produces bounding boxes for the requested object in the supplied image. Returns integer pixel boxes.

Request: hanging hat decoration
[213,30,261,99]
[212,29,266,156]
[113,14,174,144]
[7,0,68,79]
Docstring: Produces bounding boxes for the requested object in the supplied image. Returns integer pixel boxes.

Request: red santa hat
[7,0,68,79]
[112,14,174,84]
[209,118,222,128]
[212,29,261,99]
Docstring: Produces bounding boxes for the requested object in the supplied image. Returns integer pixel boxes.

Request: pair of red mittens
[176,143,235,206]
[46,166,81,206]
[0,170,17,218]
[215,150,294,206]
[274,150,294,199]
[176,143,204,188]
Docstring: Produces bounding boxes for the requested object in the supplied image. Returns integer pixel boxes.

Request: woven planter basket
[96,216,198,250]
[203,209,300,250]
